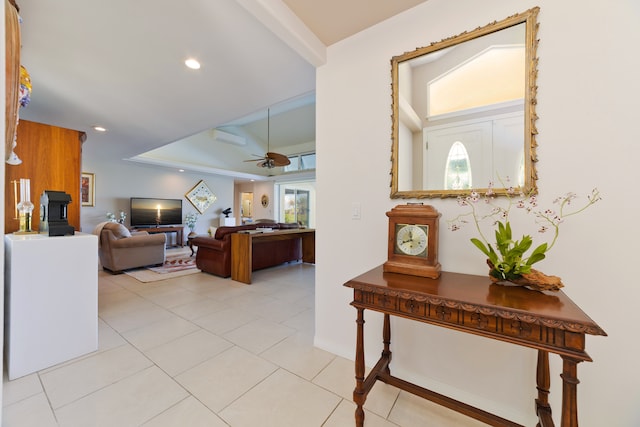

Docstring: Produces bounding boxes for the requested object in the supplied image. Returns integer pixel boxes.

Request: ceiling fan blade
[265,152,291,166]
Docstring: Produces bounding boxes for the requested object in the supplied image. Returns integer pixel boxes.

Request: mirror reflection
[391,8,539,198]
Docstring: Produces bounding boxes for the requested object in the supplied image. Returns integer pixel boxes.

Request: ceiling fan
[244,108,291,168]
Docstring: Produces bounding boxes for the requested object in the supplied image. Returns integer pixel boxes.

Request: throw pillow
[105,222,131,238]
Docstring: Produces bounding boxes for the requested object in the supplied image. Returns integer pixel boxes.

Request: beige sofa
[95,222,166,273]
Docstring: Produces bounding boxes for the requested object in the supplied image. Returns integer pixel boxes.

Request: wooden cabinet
[4,120,86,233]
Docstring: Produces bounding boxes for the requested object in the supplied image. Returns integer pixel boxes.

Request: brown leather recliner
[95,222,166,273]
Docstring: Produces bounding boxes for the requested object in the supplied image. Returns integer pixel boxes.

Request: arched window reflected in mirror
[444,142,472,190]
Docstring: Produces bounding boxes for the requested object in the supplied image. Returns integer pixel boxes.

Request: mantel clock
[383,203,441,278]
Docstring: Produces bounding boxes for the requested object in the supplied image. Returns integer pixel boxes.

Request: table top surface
[5,232,95,242]
[133,226,183,231]
[345,265,606,336]
[235,228,315,236]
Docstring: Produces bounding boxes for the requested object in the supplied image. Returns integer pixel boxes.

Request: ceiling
[16,0,428,180]
[282,0,428,46]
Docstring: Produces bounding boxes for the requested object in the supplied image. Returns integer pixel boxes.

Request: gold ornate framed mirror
[390,7,539,198]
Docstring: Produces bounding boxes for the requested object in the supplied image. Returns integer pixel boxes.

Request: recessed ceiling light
[92,125,107,132]
[178,169,185,172]
[184,58,201,70]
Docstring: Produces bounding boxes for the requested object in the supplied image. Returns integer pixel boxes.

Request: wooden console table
[231,228,315,284]
[344,266,606,427]
[134,226,183,247]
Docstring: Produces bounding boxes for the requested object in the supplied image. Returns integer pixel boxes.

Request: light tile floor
[3,255,486,426]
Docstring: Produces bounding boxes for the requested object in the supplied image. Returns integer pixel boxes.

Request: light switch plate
[352,203,361,220]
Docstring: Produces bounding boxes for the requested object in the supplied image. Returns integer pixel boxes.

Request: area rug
[124,249,200,283]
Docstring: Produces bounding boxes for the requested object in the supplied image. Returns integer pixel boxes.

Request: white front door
[424,121,492,190]
[423,112,524,190]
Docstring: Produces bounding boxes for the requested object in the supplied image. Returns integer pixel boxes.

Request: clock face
[394,224,428,257]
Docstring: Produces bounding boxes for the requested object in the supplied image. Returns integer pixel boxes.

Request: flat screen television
[130,197,182,227]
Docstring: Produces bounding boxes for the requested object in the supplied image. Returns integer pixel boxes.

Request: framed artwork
[185,180,217,214]
[81,172,95,207]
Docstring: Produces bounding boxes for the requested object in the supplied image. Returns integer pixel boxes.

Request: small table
[187,233,198,256]
[134,226,184,247]
[344,266,606,427]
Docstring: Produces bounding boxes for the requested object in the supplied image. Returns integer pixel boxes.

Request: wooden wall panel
[5,120,85,233]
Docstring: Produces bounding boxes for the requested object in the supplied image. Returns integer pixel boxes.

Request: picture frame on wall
[185,180,217,214]
[81,172,95,207]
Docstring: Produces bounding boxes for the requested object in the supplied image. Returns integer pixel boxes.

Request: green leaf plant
[185,212,199,232]
[448,180,601,282]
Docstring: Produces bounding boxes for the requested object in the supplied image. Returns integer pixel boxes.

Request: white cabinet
[220,216,236,226]
[4,233,98,380]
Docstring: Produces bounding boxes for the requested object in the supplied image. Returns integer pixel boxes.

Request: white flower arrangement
[107,211,127,224]
[185,212,199,232]
[448,180,601,287]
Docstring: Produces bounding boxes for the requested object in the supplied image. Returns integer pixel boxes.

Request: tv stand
[134,225,183,247]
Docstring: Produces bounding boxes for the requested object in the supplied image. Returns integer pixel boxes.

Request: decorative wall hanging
[5,0,21,165]
[261,194,269,208]
[81,172,95,207]
[185,180,217,214]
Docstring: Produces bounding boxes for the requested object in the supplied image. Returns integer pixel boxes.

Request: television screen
[130,198,182,227]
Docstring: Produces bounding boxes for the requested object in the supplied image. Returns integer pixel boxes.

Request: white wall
[315,1,640,425]
[251,180,276,221]
[234,181,277,224]
[81,146,235,238]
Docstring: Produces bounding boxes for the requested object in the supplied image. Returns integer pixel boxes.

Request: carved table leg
[382,313,391,375]
[535,350,552,427]
[354,307,366,427]
[560,356,581,427]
